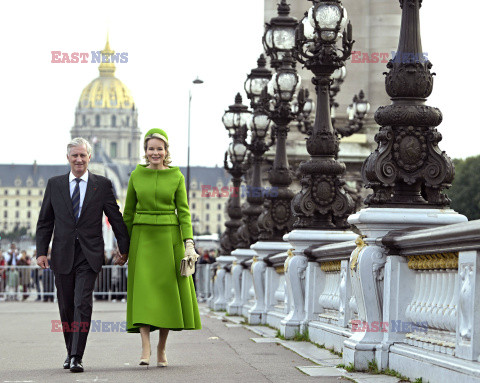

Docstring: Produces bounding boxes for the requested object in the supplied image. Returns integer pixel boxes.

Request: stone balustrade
[204,218,480,382]
[380,219,480,365]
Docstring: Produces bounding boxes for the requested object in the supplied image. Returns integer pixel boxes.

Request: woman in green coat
[119,128,201,367]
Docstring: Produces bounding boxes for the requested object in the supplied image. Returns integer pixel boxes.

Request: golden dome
[78,36,134,109]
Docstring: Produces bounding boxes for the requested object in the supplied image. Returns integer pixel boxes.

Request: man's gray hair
[67,137,93,157]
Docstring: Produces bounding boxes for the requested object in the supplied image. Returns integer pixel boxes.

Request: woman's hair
[143,133,172,166]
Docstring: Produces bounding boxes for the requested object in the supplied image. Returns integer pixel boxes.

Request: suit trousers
[54,240,98,358]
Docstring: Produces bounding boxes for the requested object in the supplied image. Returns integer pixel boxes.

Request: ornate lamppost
[237,55,275,248]
[361,0,452,207]
[255,0,301,242]
[292,0,356,229]
[256,53,302,241]
[342,0,466,368]
[263,0,298,70]
[220,94,250,254]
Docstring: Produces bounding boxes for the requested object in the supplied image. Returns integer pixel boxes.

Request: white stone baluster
[417,270,433,325]
[338,260,352,327]
[349,294,358,316]
[406,269,421,323]
[333,272,340,310]
[207,264,215,307]
[433,270,448,330]
[248,257,267,324]
[265,266,280,312]
[227,262,244,315]
[240,268,253,316]
[213,267,227,311]
[415,271,428,324]
[445,270,456,331]
[195,263,205,302]
[224,267,233,305]
[205,264,213,300]
[318,272,329,311]
[426,271,440,329]
[281,250,308,338]
[274,275,286,303]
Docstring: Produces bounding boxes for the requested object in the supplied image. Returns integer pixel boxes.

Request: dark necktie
[72,178,81,221]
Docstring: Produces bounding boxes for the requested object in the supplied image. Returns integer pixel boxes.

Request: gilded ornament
[350,235,367,271]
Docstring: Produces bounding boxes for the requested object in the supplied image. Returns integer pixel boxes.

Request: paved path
[0,301,403,383]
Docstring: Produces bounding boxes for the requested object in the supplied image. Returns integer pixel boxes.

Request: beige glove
[184,239,199,261]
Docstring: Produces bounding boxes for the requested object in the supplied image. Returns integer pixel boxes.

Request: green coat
[124,165,201,332]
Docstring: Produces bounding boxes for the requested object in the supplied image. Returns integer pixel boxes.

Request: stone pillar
[456,250,480,361]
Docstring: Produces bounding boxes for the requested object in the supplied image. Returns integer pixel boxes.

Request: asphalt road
[0,301,346,383]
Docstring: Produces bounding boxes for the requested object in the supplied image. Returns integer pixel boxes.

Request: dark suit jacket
[36,172,130,274]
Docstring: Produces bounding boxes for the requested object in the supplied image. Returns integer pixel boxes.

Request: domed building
[71,37,141,166]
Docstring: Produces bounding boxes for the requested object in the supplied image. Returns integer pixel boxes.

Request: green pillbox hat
[144,128,168,143]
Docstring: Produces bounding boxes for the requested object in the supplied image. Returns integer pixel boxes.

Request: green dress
[123,164,201,332]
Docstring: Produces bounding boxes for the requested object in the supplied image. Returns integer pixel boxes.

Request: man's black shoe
[69,356,84,373]
[63,355,71,369]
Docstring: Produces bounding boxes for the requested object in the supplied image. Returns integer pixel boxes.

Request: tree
[0,226,31,242]
[448,155,480,220]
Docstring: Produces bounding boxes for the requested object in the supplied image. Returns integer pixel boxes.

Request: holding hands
[114,249,128,266]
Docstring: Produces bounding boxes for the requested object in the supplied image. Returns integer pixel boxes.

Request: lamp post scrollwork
[237,55,276,248]
[362,0,453,208]
[257,53,304,241]
[220,94,250,254]
[291,0,356,229]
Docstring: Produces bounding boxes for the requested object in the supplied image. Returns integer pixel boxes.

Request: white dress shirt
[69,170,89,219]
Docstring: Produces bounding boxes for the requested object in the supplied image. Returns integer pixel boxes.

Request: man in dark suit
[36,137,129,373]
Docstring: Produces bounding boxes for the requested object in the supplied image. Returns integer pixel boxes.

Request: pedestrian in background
[0,250,6,299]
[30,250,43,301]
[17,250,31,301]
[6,242,19,266]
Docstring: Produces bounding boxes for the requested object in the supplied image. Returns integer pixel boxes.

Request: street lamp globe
[332,66,347,81]
[309,2,348,42]
[263,0,298,69]
[222,93,251,138]
[232,142,247,163]
[353,90,370,117]
[244,54,272,106]
[268,54,301,102]
[250,111,271,139]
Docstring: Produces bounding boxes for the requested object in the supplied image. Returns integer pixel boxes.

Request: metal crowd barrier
[0,264,209,303]
[0,265,128,302]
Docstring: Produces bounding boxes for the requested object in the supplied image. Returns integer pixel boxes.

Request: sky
[0,0,478,168]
